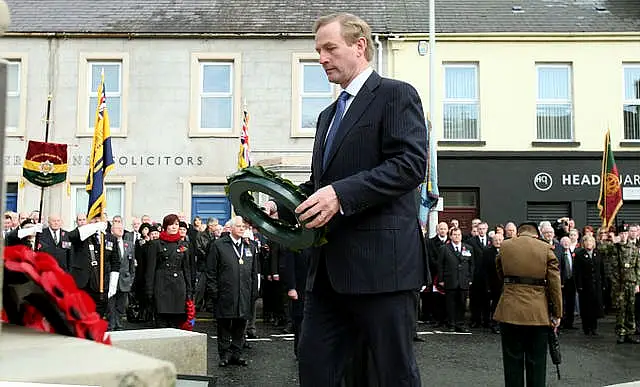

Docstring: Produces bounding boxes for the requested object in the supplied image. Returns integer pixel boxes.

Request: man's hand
[295,185,340,229]
[551,317,561,330]
[438,282,444,287]
[273,274,280,281]
[420,285,427,293]
[287,289,298,300]
[635,285,639,294]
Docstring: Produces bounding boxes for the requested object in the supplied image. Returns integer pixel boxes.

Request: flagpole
[427,0,438,238]
[37,95,53,225]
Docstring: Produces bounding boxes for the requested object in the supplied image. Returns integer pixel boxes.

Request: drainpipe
[374,34,383,75]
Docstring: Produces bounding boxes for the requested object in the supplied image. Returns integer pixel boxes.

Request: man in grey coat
[207,216,258,367]
[108,222,136,330]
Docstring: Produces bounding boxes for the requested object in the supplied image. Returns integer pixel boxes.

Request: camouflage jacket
[606,241,640,290]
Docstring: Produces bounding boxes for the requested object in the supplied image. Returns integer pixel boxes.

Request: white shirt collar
[230,236,242,245]
[453,243,462,250]
[343,67,373,99]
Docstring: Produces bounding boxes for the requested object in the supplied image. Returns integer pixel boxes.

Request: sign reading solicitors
[534,172,640,192]
[4,154,204,168]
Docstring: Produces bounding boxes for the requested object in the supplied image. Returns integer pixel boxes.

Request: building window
[536,64,573,141]
[88,61,122,132]
[623,64,640,140]
[72,184,124,221]
[443,64,479,140]
[190,53,241,137]
[200,62,233,131]
[300,62,332,133]
[77,53,128,136]
[6,60,20,132]
[291,54,334,137]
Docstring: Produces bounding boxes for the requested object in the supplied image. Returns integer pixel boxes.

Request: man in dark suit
[294,13,428,387]
[38,214,73,272]
[67,216,121,317]
[108,222,136,330]
[424,221,448,325]
[468,221,491,328]
[555,236,577,330]
[438,227,474,333]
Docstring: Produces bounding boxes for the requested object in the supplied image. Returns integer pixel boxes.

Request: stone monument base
[0,324,176,386]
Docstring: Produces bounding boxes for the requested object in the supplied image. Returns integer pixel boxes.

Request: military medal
[625,263,631,268]
[239,258,244,265]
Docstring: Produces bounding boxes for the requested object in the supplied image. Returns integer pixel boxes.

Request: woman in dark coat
[145,214,192,328]
[574,235,605,336]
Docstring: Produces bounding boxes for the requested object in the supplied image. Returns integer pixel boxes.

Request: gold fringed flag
[597,129,623,229]
[237,108,251,169]
[86,69,115,220]
[22,141,68,187]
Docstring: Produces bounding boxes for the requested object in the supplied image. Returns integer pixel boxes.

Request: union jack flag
[238,108,251,169]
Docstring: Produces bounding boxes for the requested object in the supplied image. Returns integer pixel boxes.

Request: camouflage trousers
[615,287,636,336]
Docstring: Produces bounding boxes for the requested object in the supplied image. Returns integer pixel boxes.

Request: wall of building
[389,36,640,151]
[1,36,329,225]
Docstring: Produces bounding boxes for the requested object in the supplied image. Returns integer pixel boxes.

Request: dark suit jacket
[299,71,428,294]
[468,235,492,280]
[67,229,121,291]
[38,227,73,272]
[437,243,474,290]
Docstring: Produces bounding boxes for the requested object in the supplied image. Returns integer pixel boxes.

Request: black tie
[54,231,58,245]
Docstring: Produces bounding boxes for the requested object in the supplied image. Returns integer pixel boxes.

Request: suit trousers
[562,278,576,328]
[298,261,421,387]
[107,290,129,330]
[217,318,247,360]
[499,323,548,387]
[84,287,107,318]
[446,288,468,328]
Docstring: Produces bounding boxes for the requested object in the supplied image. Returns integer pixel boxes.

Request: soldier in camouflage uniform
[606,225,640,344]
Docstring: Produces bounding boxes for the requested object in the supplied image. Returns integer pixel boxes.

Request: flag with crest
[22,141,68,187]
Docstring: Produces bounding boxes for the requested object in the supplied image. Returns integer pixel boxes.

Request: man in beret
[494,222,562,387]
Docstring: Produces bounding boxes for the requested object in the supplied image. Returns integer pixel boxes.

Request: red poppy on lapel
[178,245,187,253]
[37,243,42,250]
[124,243,128,249]
[571,252,576,258]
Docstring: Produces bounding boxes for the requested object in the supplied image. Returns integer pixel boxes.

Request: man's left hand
[295,185,340,229]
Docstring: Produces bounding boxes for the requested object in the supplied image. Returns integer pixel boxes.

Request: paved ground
[185,315,640,387]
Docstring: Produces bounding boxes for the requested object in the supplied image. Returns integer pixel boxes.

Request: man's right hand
[551,317,561,329]
[438,282,444,287]
[287,289,298,300]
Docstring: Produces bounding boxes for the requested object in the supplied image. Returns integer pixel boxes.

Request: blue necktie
[323,91,350,168]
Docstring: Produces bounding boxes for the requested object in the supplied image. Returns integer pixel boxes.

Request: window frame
[189,52,242,138]
[65,175,136,227]
[77,53,129,137]
[622,63,640,141]
[535,63,574,142]
[2,53,28,136]
[442,62,480,141]
[291,53,336,137]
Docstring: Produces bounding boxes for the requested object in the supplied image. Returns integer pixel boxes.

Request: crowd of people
[423,217,640,344]
[4,206,640,369]
[1,204,300,367]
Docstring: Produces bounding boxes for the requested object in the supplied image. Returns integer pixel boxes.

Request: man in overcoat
[207,216,258,367]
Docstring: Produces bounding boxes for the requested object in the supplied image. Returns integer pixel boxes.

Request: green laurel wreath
[225,166,327,250]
